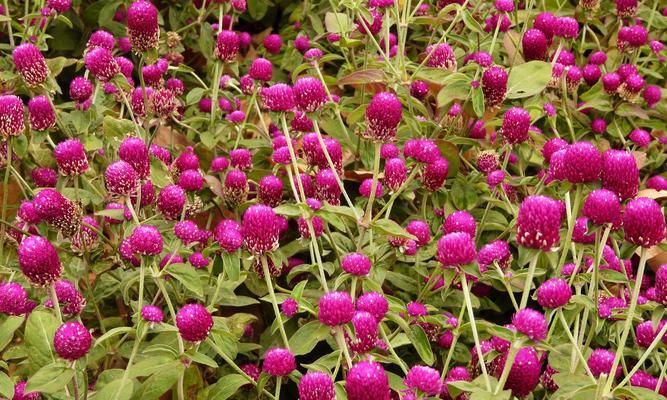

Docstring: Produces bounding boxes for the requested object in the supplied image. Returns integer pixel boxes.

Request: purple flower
[421,158,449,191]
[497,347,541,397]
[33,189,81,236]
[601,149,639,200]
[87,30,115,51]
[54,321,92,360]
[178,169,204,192]
[84,47,120,81]
[28,96,55,131]
[157,184,186,220]
[443,211,477,238]
[482,66,508,108]
[404,139,440,164]
[512,308,547,341]
[364,92,402,142]
[359,179,383,198]
[406,220,431,247]
[54,139,88,176]
[127,0,159,52]
[293,76,327,112]
[260,84,295,112]
[501,107,531,145]
[263,347,296,376]
[263,34,283,55]
[582,189,621,226]
[281,298,298,317]
[215,30,239,62]
[629,128,652,148]
[0,95,25,137]
[0,282,28,315]
[424,43,457,70]
[258,175,284,207]
[12,380,39,400]
[537,278,572,308]
[18,235,62,286]
[622,197,666,247]
[141,305,164,323]
[318,291,354,326]
[478,240,511,270]
[13,43,49,86]
[437,232,476,267]
[588,349,621,378]
[298,371,335,400]
[341,252,372,276]
[522,29,548,60]
[356,292,388,322]
[249,58,273,81]
[516,195,562,250]
[242,205,281,254]
[563,141,602,183]
[129,225,163,256]
[345,361,390,400]
[119,137,150,179]
[45,279,85,316]
[105,160,139,196]
[410,80,429,99]
[189,252,210,269]
[176,303,213,342]
[315,169,341,205]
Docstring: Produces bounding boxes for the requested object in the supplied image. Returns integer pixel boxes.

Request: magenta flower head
[384,158,407,191]
[512,308,547,341]
[643,85,662,108]
[602,72,621,94]
[437,232,476,267]
[346,361,390,400]
[18,235,62,286]
[629,128,651,148]
[647,176,667,191]
[263,347,296,376]
[48,0,71,12]
[0,282,28,315]
[406,220,431,247]
[359,179,383,198]
[281,298,298,317]
[522,29,548,61]
[410,80,429,100]
[215,220,243,252]
[119,137,150,179]
[299,371,335,400]
[615,0,638,16]
[54,139,88,176]
[478,240,512,270]
[13,43,49,86]
[257,175,283,207]
[33,188,81,236]
[84,47,120,81]
[141,305,164,323]
[27,96,55,131]
[263,33,283,55]
[315,168,341,205]
[215,30,239,62]
[0,95,25,137]
[623,197,666,247]
[249,57,273,81]
[12,381,39,400]
[356,292,388,322]
[516,195,562,250]
[157,184,186,220]
[563,141,602,183]
[318,291,354,326]
[588,349,621,378]
[424,43,457,70]
[105,160,139,196]
[364,91,402,142]
[487,169,506,188]
[501,107,531,145]
[554,16,579,38]
[349,311,378,354]
[70,215,99,253]
[635,320,666,348]
[404,139,440,164]
[230,148,252,170]
[404,365,442,396]
[293,76,327,112]
[86,30,114,51]
[443,210,477,238]
[241,204,281,254]
[176,303,213,342]
[127,0,159,52]
[341,252,372,276]
[497,347,541,397]
[223,169,248,205]
[583,189,621,226]
[601,149,639,200]
[45,279,86,316]
[129,224,163,256]
[421,158,449,191]
[537,278,572,308]
[482,66,508,108]
[260,84,295,112]
[54,321,92,360]
[178,169,204,192]
[476,150,499,174]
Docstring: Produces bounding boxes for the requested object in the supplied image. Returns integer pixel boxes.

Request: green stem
[50,282,63,323]
[0,137,12,263]
[261,255,290,350]
[494,344,519,394]
[557,185,582,271]
[519,256,539,309]
[335,327,353,368]
[380,324,408,373]
[558,310,597,384]
[461,273,492,391]
[372,168,419,223]
[616,319,667,389]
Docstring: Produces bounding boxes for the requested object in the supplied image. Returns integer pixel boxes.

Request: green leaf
[0,371,13,399]
[472,87,485,117]
[288,321,331,356]
[506,61,552,99]
[208,374,248,400]
[324,12,351,33]
[191,352,218,368]
[46,57,76,78]
[185,88,206,105]
[370,219,416,240]
[222,252,240,282]
[615,386,665,400]
[274,203,305,217]
[0,315,23,351]
[103,116,138,139]
[410,325,435,365]
[134,361,185,400]
[164,263,204,297]
[25,362,74,394]
[461,9,483,34]
[451,180,479,210]
[95,326,133,347]
[337,69,386,86]
[24,310,59,371]
[94,377,134,400]
[247,0,269,20]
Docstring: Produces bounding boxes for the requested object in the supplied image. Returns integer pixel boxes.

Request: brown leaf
[337,69,387,86]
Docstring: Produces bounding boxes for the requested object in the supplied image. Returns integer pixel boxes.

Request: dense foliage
[0,0,666,399]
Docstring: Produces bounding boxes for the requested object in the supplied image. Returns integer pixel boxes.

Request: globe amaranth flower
[482,66,508,108]
[522,29,548,60]
[635,320,667,348]
[629,128,651,148]
[315,168,341,205]
[18,235,62,286]
[0,282,28,315]
[260,84,295,112]
[582,189,621,226]
[501,107,531,145]
[84,47,120,81]
[345,361,390,400]
[318,291,354,326]
[516,195,562,250]
[105,160,139,196]
[293,76,327,112]
[643,85,662,108]
[241,204,281,254]
[157,184,186,220]
[647,175,667,191]
[364,91,402,142]
[359,179,383,198]
[27,96,56,131]
[13,43,49,86]
[119,137,150,179]
[341,252,372,276]
[150,88,178,118]
[404,139,441,164]
[298,371,335,400]
[588,348,621,378]
[128,224,163,256]
[54,139,89,176]
[54,321,92,361]
[537,278,572,308]
[494,347,541,397]
[404,365,442,396]
[443,210,477,238]
[512,308,547,341]
[33,188,81,236]
[249,57,273,81]
[424,43,457,70]
[215,30,239,62]
[421,158,449,192]
[601,149,639,200]
[437,232,476,267]
[127,0,159,52]
[70,215,100,253]
[384,158,407,192]
[12,380,39,400]
[141,305,164,323]
[406,220,431,247]
[263,34,283,55]
[348,311,378,354]
[45,279,85,316]
[281,298,298,317]
[622,197,666,247]
[230,148,252,170]
[478,239,511,271]
[356,292,388,322]
[258,175,283,207]
[176,303,213,342]
[0,95,25,137]
[442,367,471,400]
[178,169,204,192]
[262,348,296,376]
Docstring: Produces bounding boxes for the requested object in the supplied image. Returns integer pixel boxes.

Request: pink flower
[345,361,390,400]
[262,348,296,376]
[13,43,49,86]
[54,321,92,360]
[127,0,159,52]
[318,291,354,326]
[176,303,213,342]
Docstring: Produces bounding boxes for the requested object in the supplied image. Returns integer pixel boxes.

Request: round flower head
[13,43,49,86]
[31,167,57,188]
[643,85,662,108]
[318,291,354,326]
[602,72,621,94]
[629,128,651,148]
[26,96,55,132]
[522,29,548,61]
[346,361,390,400]
[86,30,114,51]
[263,34,283,55]
[230,148,252,170]
[157,184,186,220]
[129,224,163,256]
[249,57,273,81]
[410,80,429,100]
[477,239,511,270]
[45,279,85,315]
[293,76,327,112]
[178,169,204,192]
[384,158,407,191]
[341,252,372,276]
[619,73,645,100]
[512,308,547,341]
[476,151,499,174]
[299,371,335,400]
[223,169,248,205]
[616,0,638,16]
[442,367,472,400]
[176,303,213,342]
[497,347,541,397]
[563,141,602,183]
[54,139,88,176]
[635,320,666,348]
[70,215,99,253]
[105,160,139,196]
[424,43,457,70]
[257,175,283,207]
[263,347,296,376]
[12,380,39,400]
[0,95,25,137]
[501,107,531,145]
[516,195,562,250]
[583,64,602,86]
[356,292,388,322]
[84,47,120,81]
[33,189,81,236]
[260,84,295,112]
[406,220,431,247]
[315,168,341,205]
[555,16,579,38]
[174,220,200,245]
[443,210,477,238]
[54,321,92,360]
[404,365,442,396]
[150,88,178,118]
[647,176,667,191]
[601,149,639,200]
[588,349,621,378]
[281,298,298,317]
[437,232,476,267]
[404,139,441,164]
[241,205,281,254]
[582,189,621,226]
[623,197,666,247]
[482,66,508,108]
[127,0,159,52]
[119,137,150,179]
[18,235,62,286]
[421,158,449,191]
[0,282,28,315]
[216,30,239,62]
[359,179,383,198]
[364,92,402,142]
[537,278,572,308]
[349,311,378,354]
[141,305,164,323]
